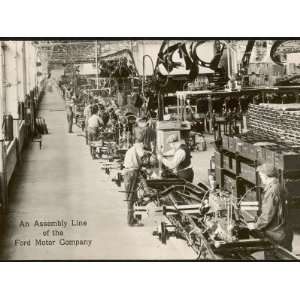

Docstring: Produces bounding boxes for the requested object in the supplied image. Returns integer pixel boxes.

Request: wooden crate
[223,173,236,193]
[282,153,300,171]
[228,136,237,152]
[223,155,236,174]
[240,162,257,184]
[214,151,222,168]
[285,179,300,199]
[238,141,257,161]
[222,135,229,150]
[215,167,223,188]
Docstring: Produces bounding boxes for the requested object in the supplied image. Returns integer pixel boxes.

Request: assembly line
[1,40,300,260]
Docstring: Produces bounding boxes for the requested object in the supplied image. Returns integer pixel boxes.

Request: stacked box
[214,151,222,168]
[228,136,237,152]
[215,167,222,188]
[240,163,257,184]
[238,141,258,161]
[285,180,300,199]
[222,135,229,150]
[223,155,236,174]
[223,174,236,193]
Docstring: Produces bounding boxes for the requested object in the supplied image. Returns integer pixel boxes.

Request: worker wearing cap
[87,105,104,142]
[248,163,293,256]
[123,127,146,226]
[157,134,194,182]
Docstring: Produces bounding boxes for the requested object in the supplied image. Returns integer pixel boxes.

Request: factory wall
[0,41,48,211]
[5,41,19,117]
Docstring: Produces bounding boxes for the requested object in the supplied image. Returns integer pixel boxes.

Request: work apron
[123,147,142,225]
[124,169,139,225]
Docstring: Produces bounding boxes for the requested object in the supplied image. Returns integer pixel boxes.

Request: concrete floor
[0,88,197,260]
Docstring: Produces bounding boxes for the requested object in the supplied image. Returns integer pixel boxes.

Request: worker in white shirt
[83,99,94,144]
[84,99,94,126]
[247,163,293,259]
[71,94,77,116]
[87,105,103,142]
[123,127,146,226]
[157,134,194,182]
[65,92,75,134]
[64,87,71,100]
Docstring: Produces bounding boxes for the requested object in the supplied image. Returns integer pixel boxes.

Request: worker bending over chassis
[123,128,150,226]
[247,163,293,259]
[157,134,194,183]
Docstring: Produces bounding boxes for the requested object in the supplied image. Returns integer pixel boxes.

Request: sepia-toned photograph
[0,39,300,261]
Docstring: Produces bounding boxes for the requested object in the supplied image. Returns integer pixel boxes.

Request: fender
[190,41,212,68]
[210,41,226,71]
[240,40,256,74]
[154,41,181,88]
[270,40,286,66]
[241,40,289,68]
[155,40,229,84]
[156,41,182,73]
[190,40,226,71]
[179,43,198,79]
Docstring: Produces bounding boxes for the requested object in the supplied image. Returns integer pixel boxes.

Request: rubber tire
[36,118,42,134]
[42,118,48,134]
[161,222,167,244]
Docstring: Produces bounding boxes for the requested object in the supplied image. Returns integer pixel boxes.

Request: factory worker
[136,116,147,129]
[87,105,103,142]
[248,163,293,256]
[185,106,194,122]
[157,134,194,182]
[65,93,74,134]
[66,105,74,134]
[84,99,94,127]
[83,99,95,144]
[123,127,146,226]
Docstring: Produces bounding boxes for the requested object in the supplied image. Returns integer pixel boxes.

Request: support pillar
[1,42,7,117]
[0,141,8,212]
[158,92,164,121]
[208,96,213,134]
[22,41,27,99]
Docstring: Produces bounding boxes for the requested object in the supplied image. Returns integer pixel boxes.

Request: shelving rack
[214,131,300,225]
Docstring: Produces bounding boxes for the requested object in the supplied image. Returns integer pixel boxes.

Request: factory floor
[0,87,197,260]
